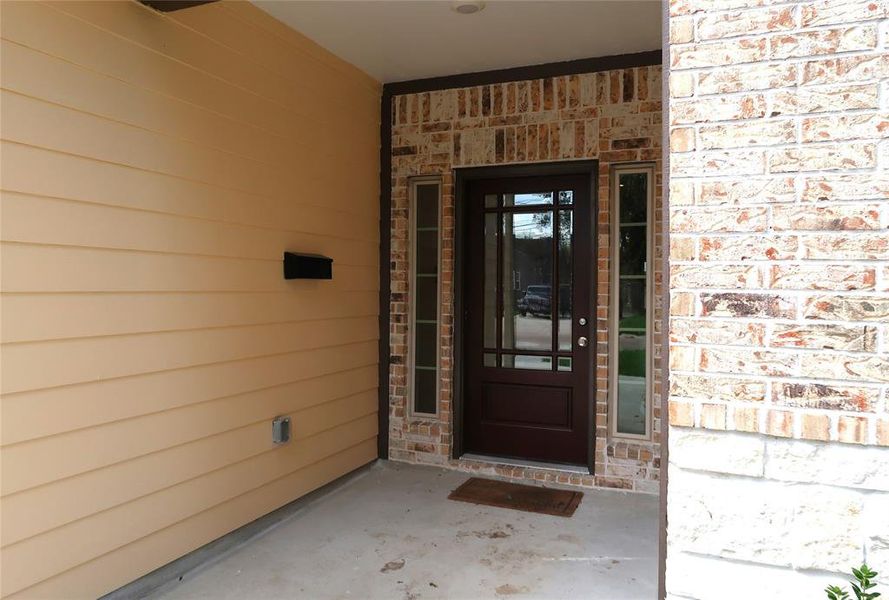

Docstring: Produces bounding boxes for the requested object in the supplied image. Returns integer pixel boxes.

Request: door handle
[578,336,588,347]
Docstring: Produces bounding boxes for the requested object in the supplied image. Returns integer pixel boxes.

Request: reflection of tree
[521,209,573,318]
[530,210,573,244]
[619,174,648,222]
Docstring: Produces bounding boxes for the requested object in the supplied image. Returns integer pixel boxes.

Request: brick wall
[666,0,889,596]
[388,65,664,493]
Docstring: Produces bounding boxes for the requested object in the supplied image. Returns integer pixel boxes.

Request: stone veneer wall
[388,64,664,493]
[666,0,889,597]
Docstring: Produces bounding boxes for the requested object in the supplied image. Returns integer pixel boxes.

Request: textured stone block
[671,94,766,124]
[699,177,795,205]
[768,143,876,173]
[771,204,882,231]
[667,551,848,600]
[670,236,695,260]
[800,414,830,441]
[698,119,796,149]
[772,382,880,412]
[671,207,768,233]
[700,292,796,319]
[732,405,760,433]
[669,428,764,476]
[700,403,727,430]
[672,149,765,177]
[801,232,889,260]
[802,0,888,27]
[698,63,797,95]
[671,373,766,402]
[770,84,879,116]
[771,26,877,59]
[771,323,877,351]
[668,468,867,571]
[802,113,889,143]
[769,264,876,291]
[804,295,889,321]
[670,17,694,44]
[838,415,870,444]
[767,410,795,438]
[699,235,798,261]
[670,264,760,288]
[879,418,889,447]
[801,173,889,202]
[697,6,794,41]
[671,319,765,346]
[671,38,767,69]
[700,347,798,377]
[765,438,889,491]
[802,54,889,85]
[800,353,889,383]
[670,291,696,316]
[669,400,695,427]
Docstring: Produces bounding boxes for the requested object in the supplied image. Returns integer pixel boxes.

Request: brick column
[666,1,888,597]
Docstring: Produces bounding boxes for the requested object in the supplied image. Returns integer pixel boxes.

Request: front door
[463,173,593,466]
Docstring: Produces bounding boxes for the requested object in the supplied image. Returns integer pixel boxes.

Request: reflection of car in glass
[517,285,551,316]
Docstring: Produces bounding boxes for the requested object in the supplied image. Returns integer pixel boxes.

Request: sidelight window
[610,165,654,439]
[410,178,441,416]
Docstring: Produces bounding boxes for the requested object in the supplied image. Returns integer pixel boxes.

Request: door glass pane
[483,213,498,348]
[558,190,574,205]
[502,211,553,351]
[503,192,553,207]
[557,210,573,351]
[618,280,646,326]
[414,368,437,415]
[502,354,552,370]
[415,322,437,367]
[616,332,646,435]
[416,276,437,321]
[618,173,648,223]
[619,226,646,275]
[483,353,497,368]
[485,194,498,208]
[557,357,572,372]
[416,184,439,228]
[416,230,438,274]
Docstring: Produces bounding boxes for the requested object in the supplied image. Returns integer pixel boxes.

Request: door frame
[453,160,599,474]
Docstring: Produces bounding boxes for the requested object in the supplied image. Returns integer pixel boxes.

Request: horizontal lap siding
[0,1,381,597]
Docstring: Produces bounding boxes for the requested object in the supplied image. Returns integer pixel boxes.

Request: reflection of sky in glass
[510,212,552,239]
[505,192,553,207]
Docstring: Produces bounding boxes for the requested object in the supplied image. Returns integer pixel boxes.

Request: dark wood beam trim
[140,1,218,12]
[383,49,662,96]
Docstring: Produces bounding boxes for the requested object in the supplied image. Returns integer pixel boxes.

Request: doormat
[448,477,583,517]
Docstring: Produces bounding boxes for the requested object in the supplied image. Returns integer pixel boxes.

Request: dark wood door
[463,174,593,466]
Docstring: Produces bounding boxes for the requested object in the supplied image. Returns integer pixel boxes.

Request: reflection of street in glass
[617,375,646,435]
[503,314,571,350]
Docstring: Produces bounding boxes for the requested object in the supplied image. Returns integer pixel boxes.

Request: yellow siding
[0,1,381,597]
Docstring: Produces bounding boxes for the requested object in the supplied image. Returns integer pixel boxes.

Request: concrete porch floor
[150,461,658,599]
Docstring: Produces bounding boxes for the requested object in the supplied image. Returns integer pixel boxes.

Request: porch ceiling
[251,1,662,83]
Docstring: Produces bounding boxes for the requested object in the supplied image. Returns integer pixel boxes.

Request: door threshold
[461,453,590,475]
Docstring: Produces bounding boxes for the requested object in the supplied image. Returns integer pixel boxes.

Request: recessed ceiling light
[452,1,485,14]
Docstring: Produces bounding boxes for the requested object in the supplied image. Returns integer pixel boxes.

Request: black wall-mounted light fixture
[283,252,333,280]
